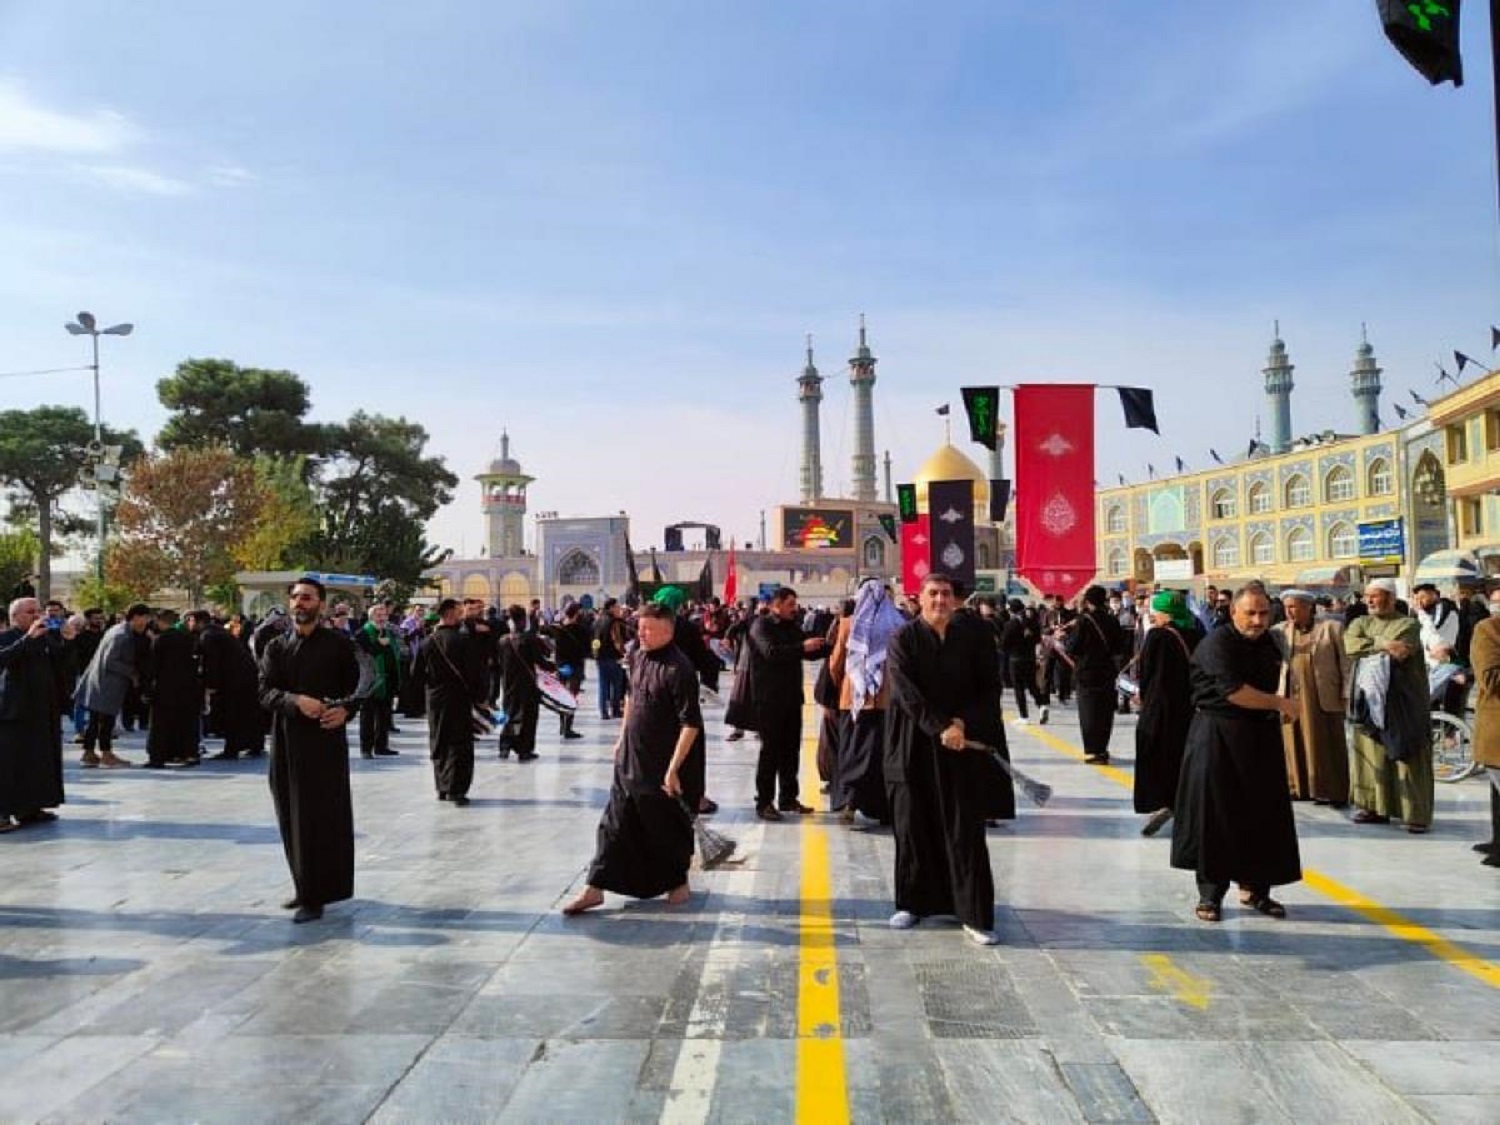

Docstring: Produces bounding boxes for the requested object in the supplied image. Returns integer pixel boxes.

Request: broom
[679,797,737,868]
[962,741,1053,807]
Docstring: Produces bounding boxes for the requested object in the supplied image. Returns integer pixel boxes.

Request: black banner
[961,386,1000,451]
[988,479,1011,523]
[877,513,897,542]
[927,479,976,592]
[896,483,918,523]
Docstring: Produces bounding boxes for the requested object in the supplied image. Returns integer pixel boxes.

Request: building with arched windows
[1094,330,1451,594]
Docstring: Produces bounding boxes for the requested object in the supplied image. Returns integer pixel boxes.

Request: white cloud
[80,163,194,196]
[0,77,140,154]
[206,163,253,187]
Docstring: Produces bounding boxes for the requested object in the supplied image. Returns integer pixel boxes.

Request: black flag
[1117,473,1126,486]
[1377,0,1463,87]
[697,556,713,603]
[1147,463,1156,479]
[877,513,897,542]
[1117,387,1159,434]
[650,547,664,585]
[1410,388,1430,406]
[960,386,1000,451]
[988,479,1011,523]
[1491,325,1499,351]
[1210,449,1223,464]
[1174,456,1185,473]
[624,534,642,604]
[1456,349,1473,373]
[927,479,975,592]
[1394,402,1409,420]
[896,483,918,523]
[935,403,951,416]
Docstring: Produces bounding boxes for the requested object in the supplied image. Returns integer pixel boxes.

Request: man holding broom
[563,603,704,914]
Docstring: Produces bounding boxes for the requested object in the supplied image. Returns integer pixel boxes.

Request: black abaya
[832,710,890,821]
[416,625,486,797]
[1133,624,1201,813]
[0,628,66,817]
[259,627,365,908]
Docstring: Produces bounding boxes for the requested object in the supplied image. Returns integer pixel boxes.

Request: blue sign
[1357,518,1405,564]
[757,582,782,602]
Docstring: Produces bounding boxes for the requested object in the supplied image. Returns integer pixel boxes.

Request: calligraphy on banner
[1013,384,1096,599]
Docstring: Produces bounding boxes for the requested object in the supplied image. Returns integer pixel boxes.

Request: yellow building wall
[1429,370,1500,551]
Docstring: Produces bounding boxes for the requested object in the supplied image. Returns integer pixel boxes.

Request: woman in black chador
[1133,591,1203,837]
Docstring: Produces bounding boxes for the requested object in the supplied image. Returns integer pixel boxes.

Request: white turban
[1367,578,1397,595]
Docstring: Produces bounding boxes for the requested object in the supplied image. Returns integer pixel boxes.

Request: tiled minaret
[1263,323,1295,454]
[1350,325,1383,436]
[849,315,878,501]
[797,335,824,503]
[476,431,533,559]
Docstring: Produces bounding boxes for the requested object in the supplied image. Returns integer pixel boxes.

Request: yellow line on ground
[1011,718,1500,992]
[1139,953,1212,1010]
[795,723,849,1125]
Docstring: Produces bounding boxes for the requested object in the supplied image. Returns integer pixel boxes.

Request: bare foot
[666,884,690,906]
[562,887,604,915]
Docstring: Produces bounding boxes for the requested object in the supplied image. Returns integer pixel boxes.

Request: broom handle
[961,740,1048,795]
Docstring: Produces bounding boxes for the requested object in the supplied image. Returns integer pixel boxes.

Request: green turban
[1150,590,1193,630]
[652,585,688,612]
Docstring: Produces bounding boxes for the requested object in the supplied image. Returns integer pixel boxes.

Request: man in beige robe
[1343,579,1433,832]
[1279,590,1350,805]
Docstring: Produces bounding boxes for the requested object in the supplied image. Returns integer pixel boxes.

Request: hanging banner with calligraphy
[900,514,931,597]
[1014,384,1096,599]
[927,479,976,592]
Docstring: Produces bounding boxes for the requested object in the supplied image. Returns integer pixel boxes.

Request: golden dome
[913,442,988,512]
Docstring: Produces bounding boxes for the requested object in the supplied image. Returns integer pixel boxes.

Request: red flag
[1014,384,1096,599]
[900,514,931,598]
[723,543,738,605]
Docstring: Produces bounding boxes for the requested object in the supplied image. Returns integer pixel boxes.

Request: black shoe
[778,802,816,815]
[292,905,324,924]
[725,730,744,742]
[375,748,399,757]
[281,897,301,910]
[244,749,265,759]
[1482,853,1500,867]
[1083,753,1110,765]
[142,762,168,770]
[755,805,783,822]
[207,750,239,761]
[563,730,584,740]
[437,793,449,801]
[361,751,374,759]
[452,796,470,807]
[1473,840,1496,855]
[516,752,538,762]
[389,726,403,734]
[698,798,719,815]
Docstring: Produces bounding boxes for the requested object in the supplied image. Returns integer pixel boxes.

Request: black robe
[1170,624,1302,889]
[0,628,66,816]
[201,624,265,755]
[498,632,552,755]
[1133,623,1203,813]
[884,614,1011,931]
[259,627,364,907]
[586,644,700,898]
[146,628,202,764]
[416,625,486,797]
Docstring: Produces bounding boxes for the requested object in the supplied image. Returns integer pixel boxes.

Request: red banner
[900,514,931,598]
[723,544,738,605]
[1014,384,1096,599]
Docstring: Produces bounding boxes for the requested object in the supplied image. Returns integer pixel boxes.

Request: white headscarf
[847,579,905,712]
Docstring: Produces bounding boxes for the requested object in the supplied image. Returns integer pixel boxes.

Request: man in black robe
[885,572,1011,946]
[746,587,826,820]
[0,597,71,832]
[497,605,554,761]
[415,598,487,805]
[1171,586,1302,922]
[259,578,370,923]
[143,609,205,769]
[1062,585,1126,764]
[201,613,266,760]
[563,603,701,914]
[544,602,590,740]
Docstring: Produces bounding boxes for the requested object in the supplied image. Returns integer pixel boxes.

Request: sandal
[1194,902,1221,923]
[1352,809,1390,825]
[1405,824,1430,835]
[1244,894,1286,918]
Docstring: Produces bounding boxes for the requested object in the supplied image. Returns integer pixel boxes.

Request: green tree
[309,412,457,587]
[231,455,320,571]
[0,528,40,599]
[0,405,142,601]
[156,358,327,464]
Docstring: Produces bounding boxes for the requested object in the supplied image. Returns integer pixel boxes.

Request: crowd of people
[1,564,1495,935]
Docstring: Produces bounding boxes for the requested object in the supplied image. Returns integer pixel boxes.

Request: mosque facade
[425,321,1012,607]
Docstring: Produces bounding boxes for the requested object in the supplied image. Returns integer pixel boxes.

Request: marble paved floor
[0,690,1496,1123]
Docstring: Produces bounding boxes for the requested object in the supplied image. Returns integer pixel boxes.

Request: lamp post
[64,311,133,585]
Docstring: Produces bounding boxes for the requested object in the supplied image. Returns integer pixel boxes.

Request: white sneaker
[889,910,918,930]
[1014,718,1030,727]
[964,925,1001,946]
[1038,706,1049,725]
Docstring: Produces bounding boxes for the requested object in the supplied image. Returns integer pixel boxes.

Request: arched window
[1328,522,1357,559]
[1212,537,1239,569]
[1211,488,1237,520]
[1249,531,1274,565]
[557,549,600,586]
[1107,547,1128,576]
[460,574,492,601]
[976,542,992,569]
[1367,457,1392,496]
[1105,505,1126,534]
[1284,474,1311,508]
[1324,465,1354,503]
[1248,481,1272,514]
[863,537,886,570]
[1287,526,1314,562]
[499,573,530,605]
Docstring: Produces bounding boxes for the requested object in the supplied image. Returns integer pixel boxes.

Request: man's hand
[662,768,683,798]
[319,706,349,730]
[295,694,326,720]
[1385,640,1413,661]
[802,637,825,653]
[939,723,966,751]
[1276,697,1298,724]
[24,620,48,640]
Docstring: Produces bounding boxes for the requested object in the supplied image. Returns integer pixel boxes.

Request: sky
[2,1,1498,564]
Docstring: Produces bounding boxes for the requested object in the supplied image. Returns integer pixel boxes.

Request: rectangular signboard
[1358,517,1405,564]
[1154,558,1194,580]
[779,506,854,550]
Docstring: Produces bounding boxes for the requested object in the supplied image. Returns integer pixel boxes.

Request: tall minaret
[883,450,893,503]
[1350,324,1383,435]
[475,430,533,559]
[849,314,878,501]
[797,334,824,503]
[1263,323,1295,454]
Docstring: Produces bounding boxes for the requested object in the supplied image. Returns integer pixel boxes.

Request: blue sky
[2,1,1498,561]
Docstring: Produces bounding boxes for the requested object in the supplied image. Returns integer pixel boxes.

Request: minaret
[883,450,893,503]
[1350,324,1383,435]
[1263,323,1295,454]
[849,314,878,501]
[797,334,824,503]
[475,430,534,559]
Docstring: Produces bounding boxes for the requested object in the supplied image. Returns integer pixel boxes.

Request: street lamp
[64,311,133,584]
